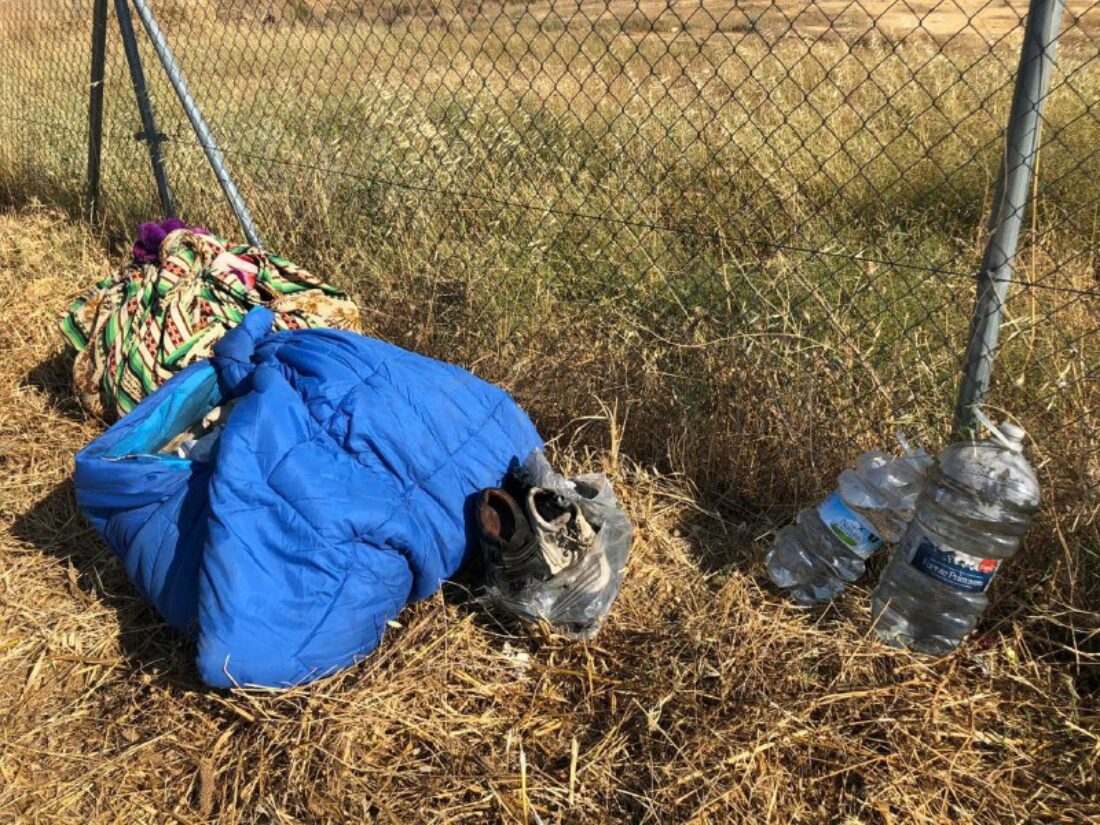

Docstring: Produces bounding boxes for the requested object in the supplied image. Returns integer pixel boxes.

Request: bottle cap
[972,408,1025,452]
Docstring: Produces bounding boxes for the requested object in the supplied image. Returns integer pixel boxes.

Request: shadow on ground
[9,479,206,689]
[21,349,89,422]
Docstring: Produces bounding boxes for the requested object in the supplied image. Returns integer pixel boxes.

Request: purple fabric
[132,218,210,264]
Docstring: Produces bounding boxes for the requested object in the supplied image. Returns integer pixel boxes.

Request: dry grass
[0,206,1097,823]
[1,3,1099,820]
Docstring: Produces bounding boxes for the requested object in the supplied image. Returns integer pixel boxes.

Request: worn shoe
[523,486,612,631]
[477,488,550,586]
[524,487,596,574]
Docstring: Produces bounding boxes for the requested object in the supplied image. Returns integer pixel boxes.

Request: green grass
[2,5,1098,621]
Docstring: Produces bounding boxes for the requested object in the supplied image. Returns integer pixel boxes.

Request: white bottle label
[903,530,1000,593]
[817,492,882,556]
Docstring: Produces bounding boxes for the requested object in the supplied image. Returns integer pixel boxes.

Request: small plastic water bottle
[766,440,933,605]
[871,419,1040,654]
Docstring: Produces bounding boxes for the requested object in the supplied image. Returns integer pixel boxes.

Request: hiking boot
[523,487,613,633]
[524,487,596,575]
[477,488,551,586]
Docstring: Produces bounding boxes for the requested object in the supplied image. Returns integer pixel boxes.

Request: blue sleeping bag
[74,308,542,687]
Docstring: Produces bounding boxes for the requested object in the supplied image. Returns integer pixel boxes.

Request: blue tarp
[74,308,542,687]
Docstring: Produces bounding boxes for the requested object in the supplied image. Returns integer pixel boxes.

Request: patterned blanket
[60,221,360,420]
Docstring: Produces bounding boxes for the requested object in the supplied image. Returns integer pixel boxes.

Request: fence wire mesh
[1,1,1098,557]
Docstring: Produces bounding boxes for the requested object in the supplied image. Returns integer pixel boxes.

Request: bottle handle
[972,408,1023,453]
[895,431,914,455]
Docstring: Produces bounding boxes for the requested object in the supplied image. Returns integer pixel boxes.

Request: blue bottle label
[817,493,882,556]
[905,532,1000,593]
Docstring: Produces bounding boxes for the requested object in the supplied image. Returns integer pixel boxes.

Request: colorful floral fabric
[60,223,361,419]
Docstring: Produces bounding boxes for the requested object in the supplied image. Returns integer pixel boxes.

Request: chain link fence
[1,2,1098,580]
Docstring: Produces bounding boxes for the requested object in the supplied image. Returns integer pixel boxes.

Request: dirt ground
[498,1,1090,45]
[610,0,1100,43]
[214,1,1099,45]
[528,0,1033,40]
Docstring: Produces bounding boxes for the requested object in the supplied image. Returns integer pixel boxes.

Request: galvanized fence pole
[952,0,1066,436]
[115,0,175,218]
[85,0,109,222]
[127,0,262,246]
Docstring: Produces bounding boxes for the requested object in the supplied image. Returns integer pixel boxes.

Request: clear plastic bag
[482,449,633,638]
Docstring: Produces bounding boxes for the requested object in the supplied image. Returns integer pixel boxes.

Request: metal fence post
[85,0,109,223]
[128,0,262,247]
[115,0,175,218]
[952,0,1065,436]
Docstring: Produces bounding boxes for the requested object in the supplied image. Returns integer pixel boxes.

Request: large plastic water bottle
[765,442,933,605]
[871,421,1040,654]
